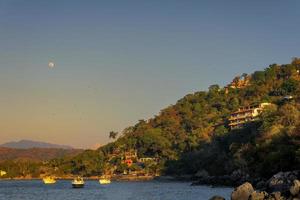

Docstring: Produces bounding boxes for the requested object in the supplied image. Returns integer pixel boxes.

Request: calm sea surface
[0,180,232,200]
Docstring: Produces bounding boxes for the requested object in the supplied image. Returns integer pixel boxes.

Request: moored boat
[43,176,56,184]
[72,176,84,188]
[0,170,7,177]
[99,178,111,185]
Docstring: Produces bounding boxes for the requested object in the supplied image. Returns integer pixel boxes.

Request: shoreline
[0,175,157,182]
[0,175,196,182]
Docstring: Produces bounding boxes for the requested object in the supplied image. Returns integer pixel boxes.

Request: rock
[209,195,225,200]
[266,171,300,193]
[249,191,286,200]
[249,191,269,200]
[231,182,254,200]
[290,180,300,196]
[269,192,283,200]
[249,191,268,200]
[195,170,209,179]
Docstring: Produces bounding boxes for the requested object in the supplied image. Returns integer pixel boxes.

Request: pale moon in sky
[48,62,55,68]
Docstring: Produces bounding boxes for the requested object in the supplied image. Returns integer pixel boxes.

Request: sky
[0,0,300,148]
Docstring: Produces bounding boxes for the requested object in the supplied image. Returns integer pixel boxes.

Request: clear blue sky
[0,0,300,148]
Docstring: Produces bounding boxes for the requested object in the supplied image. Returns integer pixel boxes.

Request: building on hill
[123,150,137,160]
[283,95,294,100]
[291,69,300,80]
[228,103,272,129]
[138,157,158,163]
[120,150,137,167]
[124,159,133,167]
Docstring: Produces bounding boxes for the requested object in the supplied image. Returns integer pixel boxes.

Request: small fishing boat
[99,178,111,185]
[0,170,7,177]
[72,176,84,188]
[43,176,56,184]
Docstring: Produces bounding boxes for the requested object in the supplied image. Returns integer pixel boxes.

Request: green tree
[208,84,220,93]
[281,79,298,94]
[109,131,118,139]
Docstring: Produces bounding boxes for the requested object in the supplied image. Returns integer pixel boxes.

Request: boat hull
[99,179,111,184]
[43,180,56,184]
[43,177,56,184]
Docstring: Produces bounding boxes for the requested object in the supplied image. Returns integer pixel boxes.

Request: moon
[48,62,55,68]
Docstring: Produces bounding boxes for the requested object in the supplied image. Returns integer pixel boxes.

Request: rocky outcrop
[211,179,300,200]
[193,170,300,189]
[248,191,283,200]
[265,171,300,193]
[210,178,300,200]
[248,191,268,200]
[231,182,254,200]
[289,180,300,196]
[191,169,254,186]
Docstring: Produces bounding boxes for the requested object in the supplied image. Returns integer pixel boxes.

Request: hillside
[1,58,299,180]
[95,58,300,179]
[43,58,299,179]
[0,147,83,161]
[0,140,73,149]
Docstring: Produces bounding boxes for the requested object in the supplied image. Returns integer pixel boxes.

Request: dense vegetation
[1,58,300,179]
[0,147,83,162]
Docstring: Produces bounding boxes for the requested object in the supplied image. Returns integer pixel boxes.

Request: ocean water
[0,180,232,200]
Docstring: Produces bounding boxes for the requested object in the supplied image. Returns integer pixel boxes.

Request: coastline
[0,175,195,182]
[0,175,157,182]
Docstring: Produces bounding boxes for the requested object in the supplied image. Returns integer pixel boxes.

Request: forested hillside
[0,147,83,161]
[1,58,300,179]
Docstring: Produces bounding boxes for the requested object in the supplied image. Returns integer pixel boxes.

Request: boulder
[269,192,283,200]
[249,191,269,200]
[209,195,225,200]
[266,171,300,193]
[290,179,300,196]
[231,182,254,200]
[249,191,285,200]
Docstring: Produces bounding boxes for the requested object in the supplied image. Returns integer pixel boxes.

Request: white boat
[42,176,56,184]
[0,170,7,177]
[72,176,84,188]
[99,178,111,185]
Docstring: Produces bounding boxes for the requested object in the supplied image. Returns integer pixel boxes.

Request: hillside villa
[228,103,272,129]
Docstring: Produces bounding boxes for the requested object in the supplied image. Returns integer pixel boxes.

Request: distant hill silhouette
[0,147,83,161]
[0,140,73,149]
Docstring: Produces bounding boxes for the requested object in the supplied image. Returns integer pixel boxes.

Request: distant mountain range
[0,147,83,161]
[0,140,73,149]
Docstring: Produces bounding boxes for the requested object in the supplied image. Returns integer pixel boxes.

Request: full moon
[48,62,55,68]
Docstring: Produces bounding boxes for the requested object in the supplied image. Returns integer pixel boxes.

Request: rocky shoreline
[206,170,300,200]
[191,169,263,187]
